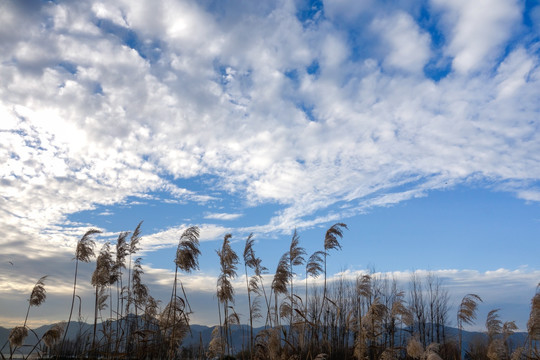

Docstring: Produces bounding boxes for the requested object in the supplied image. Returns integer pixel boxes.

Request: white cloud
[204,212,243,221]
[431,0,522,73]
[371,11,431,73]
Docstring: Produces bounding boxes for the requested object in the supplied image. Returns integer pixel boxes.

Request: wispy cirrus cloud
[204,212,243,221]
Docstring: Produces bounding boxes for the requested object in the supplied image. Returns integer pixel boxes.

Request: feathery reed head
[143,296,159,322]
[528,284,540,340]
[357,274,372,298]
[217,273,235,303]
[249,275,261,295]
[502,320,517,339]
[96,286,109,311]
[379,348,399,360]
[92,242,113,287]
[217,233,239,278]
[243,233,256,267]
[75,229,100,262]
[9,326,28,347]
[391,291,413,326]
[426,353,443,360]
[159,296,186,330]
[324,222,347,252]
[407,337,424,359]
[289,229,306,267]
[487,338,505,360]
[486,308,502,340]
[207,326,225,359]
[115,231,130,265]
[129,221,143,254]
[279,299,293,319]
[227,308,240,325]
[272,253,289,295]
[43,322,65,347]
[175,226,201,273]
[458,293,483,326]
[306,251,324,278]
[510,347,524,360]
[29,275,48,307]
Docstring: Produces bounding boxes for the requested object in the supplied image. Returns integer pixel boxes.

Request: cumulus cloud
[431,0,522,73]
[371,11,431,73]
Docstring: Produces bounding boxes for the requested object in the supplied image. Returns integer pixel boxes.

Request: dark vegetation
[1,222,539,359]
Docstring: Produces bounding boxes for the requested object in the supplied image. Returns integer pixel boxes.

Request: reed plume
[132,257,148,310]
[43,322,65,348]
[22,275,48,328]
[125,221,143,316]
[324,222,348,252]
[216,233,239,355]
[356,274,372,299]
[510,347,524,360]
[271,252,289,331]
[8,326,28,348]
[165,225,201,356]
[175,226,201,273]
[527,284,540,358]
[243,233,257,353]
[457,293,482,360]
[306,251,324,279]
[391,291,413,327]
[502,320,517,340]
[75,229,99,262]
[62,229,100,352]
[407,337,424,359]
[487,338,505,360]
[143,296,159,322]
[287,230,305,348]
[207,326,225,359]
[486,309,502,342]
[91,242,114,351]
[528,284,540,340]
[379,348,399,360]
[272,253,289,296]
[161,297,189,357]
[28,275,48,307]
[321,223,348,326]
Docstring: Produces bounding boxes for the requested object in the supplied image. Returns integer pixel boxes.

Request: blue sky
[1,0,539,331]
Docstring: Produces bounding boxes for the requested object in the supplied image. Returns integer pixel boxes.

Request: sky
[0,0,539,332]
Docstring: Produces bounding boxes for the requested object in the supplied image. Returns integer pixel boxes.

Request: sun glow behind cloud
[0,0,539,328]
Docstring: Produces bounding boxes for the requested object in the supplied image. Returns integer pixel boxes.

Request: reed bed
[1,222,538,360]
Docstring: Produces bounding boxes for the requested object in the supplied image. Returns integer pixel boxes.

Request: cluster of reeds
[2,222,539,360]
